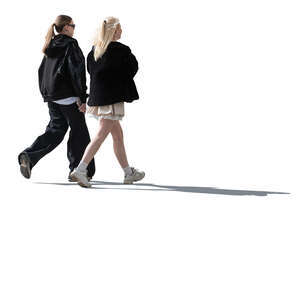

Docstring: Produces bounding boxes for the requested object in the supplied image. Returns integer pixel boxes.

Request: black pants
[18,101,95,178]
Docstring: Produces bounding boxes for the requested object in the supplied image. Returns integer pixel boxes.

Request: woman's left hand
[76,99,86,113]
[78,103,86,113]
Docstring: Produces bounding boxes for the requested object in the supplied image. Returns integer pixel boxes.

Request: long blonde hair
[93,16,120,61]
[42,15,72,54]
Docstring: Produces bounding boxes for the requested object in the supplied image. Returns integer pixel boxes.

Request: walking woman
[70,16,144,188]
[18,15,95,181]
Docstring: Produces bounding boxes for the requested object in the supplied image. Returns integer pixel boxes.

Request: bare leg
[110,121,129,169]
[81,118,115,165]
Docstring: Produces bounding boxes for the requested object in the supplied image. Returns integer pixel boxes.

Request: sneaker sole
[19,155,31,179]
[69,173,91,188]
[68,176,92,182]
[123,172,145,184]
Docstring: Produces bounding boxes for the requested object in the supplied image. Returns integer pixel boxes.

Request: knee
[94,131,107,142]
[69,117,88,133]
[94,123,113,141]
[111,124,123,143]
[55,125,68,138]
[111,129,123,143]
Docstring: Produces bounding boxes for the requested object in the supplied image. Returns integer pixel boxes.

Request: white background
[0,0,299,299]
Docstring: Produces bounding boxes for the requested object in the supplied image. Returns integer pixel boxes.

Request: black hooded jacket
[87,41,139,106]
[38,34,88,103]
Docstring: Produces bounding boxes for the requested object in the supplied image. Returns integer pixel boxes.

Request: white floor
[1,155,298,300]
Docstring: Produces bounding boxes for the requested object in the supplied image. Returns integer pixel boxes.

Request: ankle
[123,166,133,175]
[77,161,88,173]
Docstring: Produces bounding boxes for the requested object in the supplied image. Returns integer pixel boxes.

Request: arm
[123,51,139,78]
[66,42,88,103]
[105,45,138,79]
[87,51,91,75]
[38,55,47,96]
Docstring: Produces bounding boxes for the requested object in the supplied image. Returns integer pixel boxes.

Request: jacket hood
[45,34,76,57]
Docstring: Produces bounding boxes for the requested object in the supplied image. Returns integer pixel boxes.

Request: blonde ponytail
[41,15,73,54]
[42,23,55,54]
[93,17,120,61]
[93,20,106,61]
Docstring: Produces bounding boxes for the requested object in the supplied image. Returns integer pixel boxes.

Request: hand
[76,99,86,113]
[78,103,86,113]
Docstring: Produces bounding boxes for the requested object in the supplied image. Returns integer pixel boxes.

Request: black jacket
[38,34,88,103]
[87,41,139,106]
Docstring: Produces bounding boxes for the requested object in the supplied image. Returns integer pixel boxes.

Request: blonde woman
[18,15,95,181]
[70,17,144,188]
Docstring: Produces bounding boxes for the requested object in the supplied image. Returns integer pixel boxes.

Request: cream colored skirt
[86,102,125,121]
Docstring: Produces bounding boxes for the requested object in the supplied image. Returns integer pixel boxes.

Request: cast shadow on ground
[33,181,290,197]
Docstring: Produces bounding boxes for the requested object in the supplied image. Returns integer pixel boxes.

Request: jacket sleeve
[38,56,46,96]
[105,44,138,79]
[122,49,139,78]
[66,42,88,103]
[87,51,91,75]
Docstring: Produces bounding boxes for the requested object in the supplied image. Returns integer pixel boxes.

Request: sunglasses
[67,24,76,29]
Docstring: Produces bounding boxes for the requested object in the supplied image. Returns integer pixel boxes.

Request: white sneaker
[69,169,91,188]
[123,167,145,184]
[68,171,92,182]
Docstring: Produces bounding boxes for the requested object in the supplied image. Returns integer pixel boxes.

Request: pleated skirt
[86,102,125,121]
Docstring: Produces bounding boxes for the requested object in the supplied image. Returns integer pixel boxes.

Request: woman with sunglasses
[18,15,95,181]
